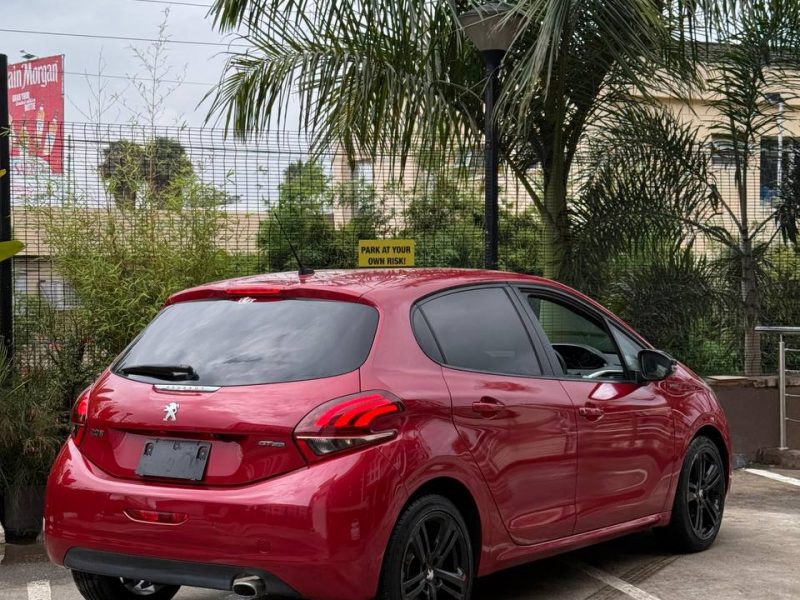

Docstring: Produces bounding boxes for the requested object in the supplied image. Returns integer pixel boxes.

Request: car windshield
[114,298,379,386]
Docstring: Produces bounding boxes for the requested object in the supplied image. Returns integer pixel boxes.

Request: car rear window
[115,298,379,386]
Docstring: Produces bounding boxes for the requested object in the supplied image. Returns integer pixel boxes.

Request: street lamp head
[458,2,524,54]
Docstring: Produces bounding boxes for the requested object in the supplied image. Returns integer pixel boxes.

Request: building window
[39,279,78,310]
[351,160,374,186]
[711,136,737,167]
[457,149,483,172]
[760,136,796,204]
[14,266,27,298]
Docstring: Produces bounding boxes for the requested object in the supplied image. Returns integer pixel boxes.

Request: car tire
[657,435,726,553]
[378,494,474,600]
[72,571,180,600]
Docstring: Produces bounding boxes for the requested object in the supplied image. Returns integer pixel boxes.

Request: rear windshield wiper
[119,364,198,381]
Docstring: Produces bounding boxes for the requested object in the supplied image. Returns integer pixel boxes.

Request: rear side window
[115,299,378,386]
[412,309,443,363]
[418,287,540,376]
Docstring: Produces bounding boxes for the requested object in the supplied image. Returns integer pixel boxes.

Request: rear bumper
[45,439,406,600]
[64,548,298,596]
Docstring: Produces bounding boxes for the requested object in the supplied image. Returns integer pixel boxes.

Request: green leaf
[0,240,24,262]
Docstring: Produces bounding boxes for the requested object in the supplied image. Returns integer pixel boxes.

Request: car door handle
[578,405,604,420]
[472,397,505,417]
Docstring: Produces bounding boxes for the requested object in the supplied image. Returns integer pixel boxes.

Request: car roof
[166,268,646,343]
[168,268,551,304]
[166,268,610,312]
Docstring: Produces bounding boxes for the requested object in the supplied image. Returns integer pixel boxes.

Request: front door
[416,286,577,545]
[519,290,675,534]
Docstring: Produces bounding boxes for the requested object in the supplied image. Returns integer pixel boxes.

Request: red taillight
[124,509,187,525]
[295,391,404,458]
[70,388,91,446]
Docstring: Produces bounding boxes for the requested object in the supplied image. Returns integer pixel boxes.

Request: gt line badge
[163,402,180,422]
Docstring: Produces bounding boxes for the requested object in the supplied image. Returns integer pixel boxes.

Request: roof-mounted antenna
[272,212,314,276]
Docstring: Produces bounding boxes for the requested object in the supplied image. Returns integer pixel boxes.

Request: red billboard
[7,55,64,175]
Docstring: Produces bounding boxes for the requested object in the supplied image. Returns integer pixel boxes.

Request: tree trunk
[541,157,571,282]
[740,234,762,376]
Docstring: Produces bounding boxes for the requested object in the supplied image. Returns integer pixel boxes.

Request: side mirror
[637,349,676,382]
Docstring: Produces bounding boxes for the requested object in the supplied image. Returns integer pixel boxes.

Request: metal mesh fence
[5,121,800,377]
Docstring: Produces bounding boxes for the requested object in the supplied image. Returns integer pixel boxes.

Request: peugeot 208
[45,269,731,600]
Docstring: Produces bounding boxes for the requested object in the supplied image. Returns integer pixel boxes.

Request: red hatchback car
[45,269,731,600]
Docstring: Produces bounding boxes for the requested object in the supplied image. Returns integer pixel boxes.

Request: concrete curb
[757,447,800,469]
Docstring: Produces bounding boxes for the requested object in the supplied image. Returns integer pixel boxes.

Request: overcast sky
[2,0,300,130]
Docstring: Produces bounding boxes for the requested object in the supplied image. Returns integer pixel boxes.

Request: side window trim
[505,285,564,377]
[609,322,647,374]
[511,285,638,383]
[411,283,548,379]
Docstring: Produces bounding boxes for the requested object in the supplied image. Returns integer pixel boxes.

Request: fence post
[0,54,13,360]
[779,334,787,450]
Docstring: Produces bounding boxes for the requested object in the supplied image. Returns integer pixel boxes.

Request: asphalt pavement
[1,468,798,600]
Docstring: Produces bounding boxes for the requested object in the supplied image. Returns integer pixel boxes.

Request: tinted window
[527,295,625,379]
[421,287,540,376]
[115,299,378,386]
[412,309,443,362]
[528,296,615,352]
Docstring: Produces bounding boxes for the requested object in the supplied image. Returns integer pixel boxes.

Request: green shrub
[400,170,484,268]
[258,160,344,270]
[40,183,240,363]
[0,350,75,489]
[602,244,730,375]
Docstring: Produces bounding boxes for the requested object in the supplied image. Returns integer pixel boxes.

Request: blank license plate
[136,439,211,481]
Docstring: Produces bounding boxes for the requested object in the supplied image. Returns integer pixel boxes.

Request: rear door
[80,295,379,486]
[516,288,675,533]
[415,285,577,545]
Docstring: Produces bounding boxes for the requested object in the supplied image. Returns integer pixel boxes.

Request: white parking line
[743,468,800,488]
[573,561,663,600]
[26,581,52,600]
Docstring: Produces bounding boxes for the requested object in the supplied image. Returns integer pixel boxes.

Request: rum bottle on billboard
[36,104,46,154]
[45,112,59,157]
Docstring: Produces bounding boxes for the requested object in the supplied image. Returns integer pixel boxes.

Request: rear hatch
[79,294,379,486]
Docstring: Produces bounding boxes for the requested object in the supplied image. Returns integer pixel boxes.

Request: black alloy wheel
[379,495,474,600]
[120,579,168,596]
[657,435,726,552]
[402,513,470,599]
[72,571,180,600]
[686,445,725,540]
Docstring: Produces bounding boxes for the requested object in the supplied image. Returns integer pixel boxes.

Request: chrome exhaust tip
[232,575,267,598]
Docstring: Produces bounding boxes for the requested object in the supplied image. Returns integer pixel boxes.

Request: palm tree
[206,0,735,281]
[98,140,144,210]
[141,137,194,203]
[700,1,800,375]
[574,1,800,376]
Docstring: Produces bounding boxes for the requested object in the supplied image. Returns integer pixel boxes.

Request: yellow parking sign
[358,240,416,268]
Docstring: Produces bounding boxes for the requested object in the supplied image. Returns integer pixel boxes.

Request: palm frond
[206,0,482,168]
[570,103,723,290]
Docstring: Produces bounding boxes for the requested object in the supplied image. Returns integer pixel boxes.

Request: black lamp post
[459,3,523,270]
